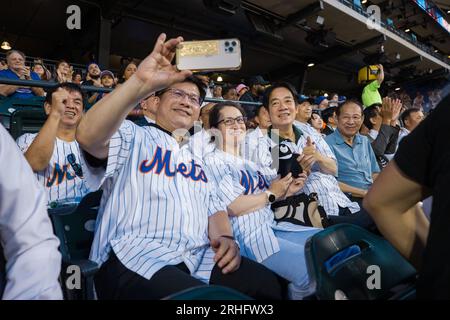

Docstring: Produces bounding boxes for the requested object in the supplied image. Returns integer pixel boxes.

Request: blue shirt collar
[335,129,362,146]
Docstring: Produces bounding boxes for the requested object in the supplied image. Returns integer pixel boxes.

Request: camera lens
[231,41,236,46]
[228,47,234,52]
[225,41,230,47]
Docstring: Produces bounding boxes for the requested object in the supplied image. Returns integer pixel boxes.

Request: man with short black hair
[244,82,374,229]
[399,107,424,142]
[321,107,338,135]
[16,82,101,203]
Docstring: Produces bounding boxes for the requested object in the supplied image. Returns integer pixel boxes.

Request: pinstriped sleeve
[15,133,35,153]
[105,120,136,179]
[204,155,246,209]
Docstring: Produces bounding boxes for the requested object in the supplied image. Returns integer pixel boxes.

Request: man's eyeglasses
[67,153,83,178]
[160,88,203,107]
[216,116,247,126]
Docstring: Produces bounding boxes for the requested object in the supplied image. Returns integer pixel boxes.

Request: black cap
[248,75,269,86]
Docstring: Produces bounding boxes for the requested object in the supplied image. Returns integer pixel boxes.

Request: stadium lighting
[1,41,11,50]
[362,0,368,4]
[216,75,223,82]
[434,49,439,53]
[395,87,401,91]
[307,62,315,67]
[405,28,411,32]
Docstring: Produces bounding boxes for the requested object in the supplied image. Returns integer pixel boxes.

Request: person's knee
[210,258,285,299]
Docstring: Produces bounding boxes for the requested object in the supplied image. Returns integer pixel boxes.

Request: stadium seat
[9,107,47,140]
[48,190,103,300]
[163,285,252,300]
[305,223,417,300]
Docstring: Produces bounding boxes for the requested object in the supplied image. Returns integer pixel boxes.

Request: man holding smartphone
[0,50,45,99]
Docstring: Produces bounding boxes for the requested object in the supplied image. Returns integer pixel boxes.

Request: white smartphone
[176,39,242,72]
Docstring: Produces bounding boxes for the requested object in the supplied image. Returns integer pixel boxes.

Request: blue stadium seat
[163,285,252,300]
[48,190,103,300]
[305,224,417,300]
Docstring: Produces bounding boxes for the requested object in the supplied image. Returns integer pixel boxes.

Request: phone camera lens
[228,47,234,52]
[231,41,236,46]
[225,41,230,47]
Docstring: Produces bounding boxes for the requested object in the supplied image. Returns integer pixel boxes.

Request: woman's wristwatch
[265,190,276,204]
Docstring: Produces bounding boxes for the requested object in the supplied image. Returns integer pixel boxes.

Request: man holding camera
[0,50,45,99]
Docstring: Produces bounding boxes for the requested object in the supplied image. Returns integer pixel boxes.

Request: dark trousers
[95,251,285,300]
[327,198,379,233]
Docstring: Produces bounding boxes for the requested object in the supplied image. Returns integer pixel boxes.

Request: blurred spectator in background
[222,84,238,101]
[199,102,215,129]
[212,85,222,99]
[32,59,51,81]
[0,50,45,99]
[321,107,338,136]
[118,61,137,85]
[83,62,102,87]
[413,91,424,110]
[236,83,249,99]
[0,60,7,70]
[315,96,329,110]
[253,104,271,131]
[362,64,384,108]
[239,75,268,119]
[399,107,424,143]
[309,111,325,136]
[54,60,72,83]
[88,70,115,104]
[135,93,159,126]
[399,90,412,109]
[360,98,401,169]
[72,72,82,85]
[329,93,339,107]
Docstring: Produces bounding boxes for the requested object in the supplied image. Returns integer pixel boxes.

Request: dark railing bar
[0,78,263,106]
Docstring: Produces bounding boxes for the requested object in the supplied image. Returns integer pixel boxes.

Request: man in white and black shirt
[16,82,102,204]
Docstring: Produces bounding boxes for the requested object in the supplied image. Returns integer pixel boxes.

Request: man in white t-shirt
[16,82,102,204]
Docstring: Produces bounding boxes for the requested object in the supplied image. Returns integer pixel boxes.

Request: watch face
[269,194,276,203]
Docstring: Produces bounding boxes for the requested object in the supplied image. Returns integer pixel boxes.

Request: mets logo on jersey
[240,170,269,195]
[46,163,82,187]
[139,146,208,182]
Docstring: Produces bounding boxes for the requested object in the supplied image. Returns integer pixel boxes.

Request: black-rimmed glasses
[216,116,247,126]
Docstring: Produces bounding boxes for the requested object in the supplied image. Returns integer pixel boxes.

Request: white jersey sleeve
[15,133,37,153]
[1,125,62,300]
[204,153,245,208]
[104,120,136,180]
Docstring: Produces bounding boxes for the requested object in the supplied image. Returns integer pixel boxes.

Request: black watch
[265,190,276,204]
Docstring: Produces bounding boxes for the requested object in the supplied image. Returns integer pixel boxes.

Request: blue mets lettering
[46,163,77,187]
[240,170,269,195]
[140,147,176,177]
[140,146,208,182]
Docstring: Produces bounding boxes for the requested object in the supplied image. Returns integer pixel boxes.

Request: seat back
[49,190,103,262]
[164,285,252,300]
[9,107,47,140]
[305,224,417,300]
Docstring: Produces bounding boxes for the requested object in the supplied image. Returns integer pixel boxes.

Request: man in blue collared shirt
[0,50,45,99]
[325,100,380,200]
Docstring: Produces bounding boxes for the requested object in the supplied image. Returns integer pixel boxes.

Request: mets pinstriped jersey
[242,126,360,216]
[88,121,225,283]
[204,147,317,263]
[16,133,101,204]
